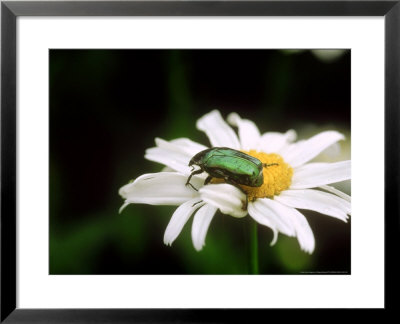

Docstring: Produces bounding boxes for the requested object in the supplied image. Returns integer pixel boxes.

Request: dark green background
[50,49,351,274]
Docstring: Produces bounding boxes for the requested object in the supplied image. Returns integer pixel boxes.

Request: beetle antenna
[263,163,279,168]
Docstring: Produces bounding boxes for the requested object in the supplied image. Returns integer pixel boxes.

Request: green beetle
[185,147,277,191]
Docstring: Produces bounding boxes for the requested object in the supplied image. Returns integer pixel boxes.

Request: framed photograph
[1,0,398,321]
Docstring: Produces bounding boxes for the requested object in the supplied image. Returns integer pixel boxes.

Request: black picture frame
[1,0,398,322]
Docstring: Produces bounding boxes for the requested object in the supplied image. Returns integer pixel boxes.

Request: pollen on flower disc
[241,151,293,201]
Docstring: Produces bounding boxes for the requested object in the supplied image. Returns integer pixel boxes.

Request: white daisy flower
[119,110,351,254]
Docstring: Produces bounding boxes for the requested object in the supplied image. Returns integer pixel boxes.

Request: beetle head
[188,150,204,167]
[188,157,196,167]
[251,172,264,187]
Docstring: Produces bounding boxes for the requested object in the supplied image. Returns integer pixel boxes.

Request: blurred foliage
[50,49,350,274]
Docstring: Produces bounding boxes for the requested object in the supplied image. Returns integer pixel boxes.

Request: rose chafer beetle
[185,147,277,191]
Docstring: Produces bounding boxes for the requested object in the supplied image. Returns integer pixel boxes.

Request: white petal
[269,228,279,246]
[164,198,205,246]
[275,189,350,222]
[118,202,130,214]
[291,161,351,189]
[311,49,346,63]
[161,166,175,172]
[145,148,192,175]
[248,198,296,237]
[249,198,315,253]
[227,112,261,151]
[321,142,341,158]
[282,131,345,167]
[278,140,304,159]
[199,184,247,218]
[283,206,315,254]
[168,138,208,156]
[191,204,217,251]
[119,172,201,206]
[247,202,278,246]
[319,185,351,202]
[145,137,206,175]
[196,110,240,149]
[257,130,297,153]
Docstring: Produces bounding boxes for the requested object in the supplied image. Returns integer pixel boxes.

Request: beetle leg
[224,177,247,197]
[187,183,199,191]
[204,175,213,185]
[185,169,204,191]
[191,200,203,207]
[242,195,248,211]
[223,177,248,211]
[224,177,242,192]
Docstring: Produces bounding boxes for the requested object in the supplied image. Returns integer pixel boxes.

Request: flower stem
[250,221,259,274]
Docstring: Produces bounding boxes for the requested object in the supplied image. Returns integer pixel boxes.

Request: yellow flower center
[241,150,293,201]
[211,150,293,201]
